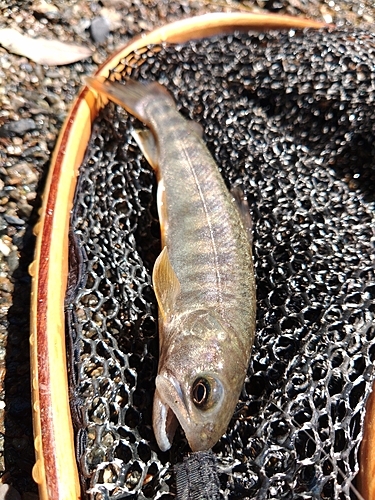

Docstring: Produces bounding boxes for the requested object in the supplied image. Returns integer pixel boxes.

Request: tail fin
[85,77,175,124]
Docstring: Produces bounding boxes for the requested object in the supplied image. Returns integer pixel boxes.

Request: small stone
[17,204,33,219]
[138,20,150,31]
[0,277,13,293]
[26,192,37,202]
[6,145,22,156]
[7,250,19,273]
[9,95,26,112]
[92,52,105,65]
[90,17,111,43]
[20,63,33,73]
[0,119,37,138]
[45,70,62,78]
[4,215,25,226]
[12,228,26,248]
[100,8,122,30]
[6,226,15,237]
[7,163,38,186]
[0,484,21,500]
[43,92,60,105]
[32,0,59,14]
[12,137,23,146]
[0,240,10,257]
[363,13,374,23]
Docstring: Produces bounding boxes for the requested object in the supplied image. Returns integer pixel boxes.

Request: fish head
[153,310,247,452]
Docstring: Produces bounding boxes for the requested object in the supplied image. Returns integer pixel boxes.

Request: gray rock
[0,119,37,137]
[7,250,19,274]
[90,16,110,43]
[4,214,25,226]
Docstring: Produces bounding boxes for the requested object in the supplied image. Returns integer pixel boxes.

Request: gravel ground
[0,0,374,498]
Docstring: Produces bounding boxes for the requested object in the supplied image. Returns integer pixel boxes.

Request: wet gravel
[0,0,374,498]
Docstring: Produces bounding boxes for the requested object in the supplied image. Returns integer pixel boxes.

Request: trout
[86,77,256,452]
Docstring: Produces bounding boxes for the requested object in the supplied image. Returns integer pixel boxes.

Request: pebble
[20,63,33,74]
[32,0,59,14]
[4,215,25,226]
[5,226,16,237]
[9,95,26,112]
[7,251,19,273]
[100,8,122,30]
[0,119,37,138]
[17,203,33,219]
[6,145,22,156]
[0,484,21,500]
[7,163,38,186]
[0,240,10,257]
[11,234,24,249]
[90,16,111,43]
[45,70,63,78]
[0,277,13,293]
[8,187,25,204]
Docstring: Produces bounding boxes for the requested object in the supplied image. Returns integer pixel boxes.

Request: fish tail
[85,77,174,124]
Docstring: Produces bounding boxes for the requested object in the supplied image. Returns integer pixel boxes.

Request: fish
[86,76,256,452]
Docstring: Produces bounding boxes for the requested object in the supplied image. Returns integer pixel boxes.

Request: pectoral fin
[231,184,253,245]
[132,129,158,171]
[187,120,204,138]
[153,247,180,320]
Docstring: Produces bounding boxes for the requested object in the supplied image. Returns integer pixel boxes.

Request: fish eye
[191,376,223,411]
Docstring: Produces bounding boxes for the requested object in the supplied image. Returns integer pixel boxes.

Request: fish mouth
[153,372,219,452]
[153,373,190,452]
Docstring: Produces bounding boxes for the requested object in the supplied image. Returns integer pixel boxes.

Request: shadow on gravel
[3,178,47,495]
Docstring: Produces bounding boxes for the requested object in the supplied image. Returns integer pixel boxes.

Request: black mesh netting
[65,28,375,499]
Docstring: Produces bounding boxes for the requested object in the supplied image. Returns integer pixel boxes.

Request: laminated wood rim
[359,388,375,500]
[29,12,329,500]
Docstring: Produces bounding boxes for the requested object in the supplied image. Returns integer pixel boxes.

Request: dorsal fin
[152,247,180,320]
